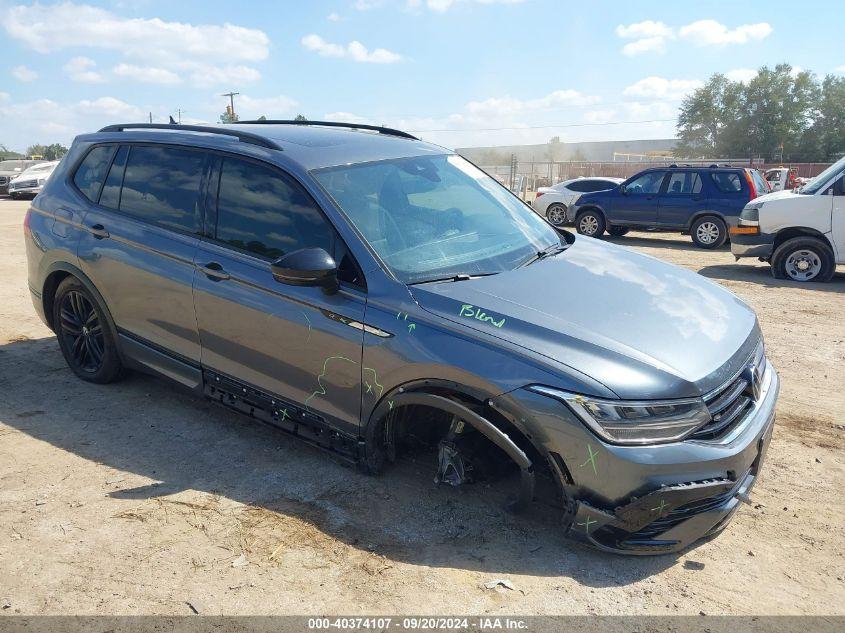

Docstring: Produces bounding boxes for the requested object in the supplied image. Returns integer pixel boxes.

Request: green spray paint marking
[651,499,668,515]
[305,355,358,411]
[279,408,290,421]
[459,304,505,328]
[576,516,597,534]
[397,311,417,334]
[363,367,384,399]
[302,311,312,344]
[580,444,598,476]
[388,400,394,411]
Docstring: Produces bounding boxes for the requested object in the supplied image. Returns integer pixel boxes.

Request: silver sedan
[532,177,623,226]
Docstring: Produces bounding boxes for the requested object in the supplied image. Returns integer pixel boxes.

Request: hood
[755,188,802,203]
[410,237,759,400]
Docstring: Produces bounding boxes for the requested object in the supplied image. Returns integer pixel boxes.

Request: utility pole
[176,108,184,124]
[221,92,240,119]
[149,112,153,124]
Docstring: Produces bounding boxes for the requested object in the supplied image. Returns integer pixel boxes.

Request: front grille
[0,177,8,185]
[691,344,765,440]
[11,179,37,189]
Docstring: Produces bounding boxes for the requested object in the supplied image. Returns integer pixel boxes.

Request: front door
[614,170,666,225]
[192,155,367,435]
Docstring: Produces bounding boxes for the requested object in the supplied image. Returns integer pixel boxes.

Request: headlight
[740,204,761,223]
[37,178,46,185]
[529,386,711,445]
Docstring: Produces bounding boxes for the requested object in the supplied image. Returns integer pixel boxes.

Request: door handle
[199,261,230,281]
[87,223,110,239]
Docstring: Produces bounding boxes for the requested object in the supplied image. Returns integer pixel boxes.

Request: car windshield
[314,154,560,284]
[801,156,845,195]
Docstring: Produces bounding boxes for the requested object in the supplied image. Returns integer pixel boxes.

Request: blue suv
[569,165,769,248]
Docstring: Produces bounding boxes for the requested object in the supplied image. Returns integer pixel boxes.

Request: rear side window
[710,172,743,193]
[73,146,115,202]
[98,146,128,209]
[119,146,205,233]
[567,180,590,192]
[215,157,334,260]
[664,172,703,194]
[750,170,769,194]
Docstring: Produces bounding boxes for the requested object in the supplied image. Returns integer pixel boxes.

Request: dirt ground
[0,197,843,616]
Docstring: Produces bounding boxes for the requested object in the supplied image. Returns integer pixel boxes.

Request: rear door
[708,171,748,219]
[192,154,367,436]
[612,170,666,224]
[657,171,706,228]
[76,143,207,368]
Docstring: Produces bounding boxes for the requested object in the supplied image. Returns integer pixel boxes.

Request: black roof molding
[236,119,419,141]
[97,123,283,150]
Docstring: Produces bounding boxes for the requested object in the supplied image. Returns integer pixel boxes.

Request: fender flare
[363,388,535,512]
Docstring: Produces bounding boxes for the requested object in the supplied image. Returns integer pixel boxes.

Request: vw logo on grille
[744,358,764,401]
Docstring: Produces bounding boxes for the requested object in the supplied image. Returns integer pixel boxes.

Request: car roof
[85,122,450,170]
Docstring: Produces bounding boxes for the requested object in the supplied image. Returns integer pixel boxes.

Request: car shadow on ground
[0,336,684,586]
[604,233,725,252]
[698,262,845,291]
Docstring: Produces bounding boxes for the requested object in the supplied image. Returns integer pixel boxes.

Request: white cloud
[3,3,267,88]
[0,92,9,103]
[301,34,402,63]
[63,56,105,83]
[834,65,845,74]
[623,77,703,100]
[12,65,38,82]
[464,90,600,118]
[113,63,180,85]
[725,68,757,83]
[407,0,527,11]
[327,12,341,21]
[616,20,674,56]
[617,19,772,56]
[76,97,144,119]
[678,20,772,46]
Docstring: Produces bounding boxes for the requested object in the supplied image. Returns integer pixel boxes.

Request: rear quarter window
[73,146,115,202]
[709,172,744,193]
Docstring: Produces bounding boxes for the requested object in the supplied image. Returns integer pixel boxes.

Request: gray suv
[25,121,779,554]
[1,159,46,195]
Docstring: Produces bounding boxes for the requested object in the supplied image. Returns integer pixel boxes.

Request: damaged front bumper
[497,359,779,555]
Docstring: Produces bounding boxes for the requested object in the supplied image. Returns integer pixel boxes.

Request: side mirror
[270,247,339,293]
[619,185,628,195]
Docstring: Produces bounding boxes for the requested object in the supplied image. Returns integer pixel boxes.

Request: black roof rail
[97,123,283,151]
[236,119,419,141]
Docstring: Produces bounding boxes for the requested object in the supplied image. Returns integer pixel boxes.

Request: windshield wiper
[409,272,500,285]
[520,242,568,267]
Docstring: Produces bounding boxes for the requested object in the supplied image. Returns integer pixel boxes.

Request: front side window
[625,171,666,194]
[73,146,115,202]
[119,145,205,233]
[216,157,334,261]
[313,154,559,284]
[801,156,845,195]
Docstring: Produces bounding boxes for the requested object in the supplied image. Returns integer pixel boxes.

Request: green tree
[257,115,267,121]
[294,114,308,121]
[26,143,68,160]
[545,136,564,161]
[799,75,845,161]
[676,74,742,157]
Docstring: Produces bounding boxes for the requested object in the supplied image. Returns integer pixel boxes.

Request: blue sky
[1,0,843,152]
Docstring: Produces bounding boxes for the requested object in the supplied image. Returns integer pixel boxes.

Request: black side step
[203,370,359,462]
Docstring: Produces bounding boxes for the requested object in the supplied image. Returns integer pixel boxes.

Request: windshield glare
[314,154,560,283]
[802,156,845,195]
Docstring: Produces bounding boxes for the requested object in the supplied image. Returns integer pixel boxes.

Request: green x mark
[388,400,394,411]
[580,444,598,476]
[365,382,373,394]
[651,499,668,515]
[576,517,597,534]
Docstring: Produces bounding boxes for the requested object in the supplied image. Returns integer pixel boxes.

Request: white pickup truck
[730,156,845,282]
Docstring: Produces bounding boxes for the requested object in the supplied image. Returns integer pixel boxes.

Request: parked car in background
[0,159,48,195]
[532,177,623,226]
[8,160,60,199]
[731,155,844,282]
[764,167,800,192]
[24,120,778,554]
[569,165,769,248]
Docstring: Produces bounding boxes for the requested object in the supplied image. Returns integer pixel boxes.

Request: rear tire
[53,277,125,383]
[545,203,567,227]
[771,236,835,283]
[607,226,629,237]
[690,216,727,249]
[575,209,606,237]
